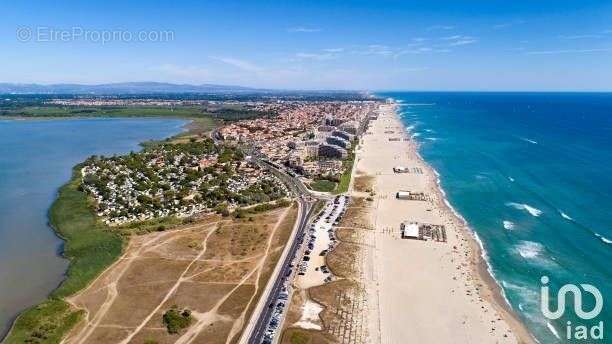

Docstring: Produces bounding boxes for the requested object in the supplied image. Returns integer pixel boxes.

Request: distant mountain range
[0,82,262,94]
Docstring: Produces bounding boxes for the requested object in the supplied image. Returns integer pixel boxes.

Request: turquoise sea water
[379,92,611,343]
[0,117,186,338]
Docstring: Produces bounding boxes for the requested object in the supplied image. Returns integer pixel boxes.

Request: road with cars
[211,130,324,344]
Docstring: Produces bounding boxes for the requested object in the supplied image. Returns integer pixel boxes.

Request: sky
[1,0,612,91]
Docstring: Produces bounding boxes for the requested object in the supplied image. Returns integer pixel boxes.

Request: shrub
[162,307,192,334]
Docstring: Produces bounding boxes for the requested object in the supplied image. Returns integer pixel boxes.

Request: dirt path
[61,209,294,344]
[224,207,290,344]
[64,230,179,344]
[118,227,217,344]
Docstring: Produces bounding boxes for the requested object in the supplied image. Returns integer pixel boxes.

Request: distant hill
[0,82,260,94]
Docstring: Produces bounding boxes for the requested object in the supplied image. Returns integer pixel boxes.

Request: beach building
[396,190,412,199]
[400,222,420,239]
[393,166,410,173]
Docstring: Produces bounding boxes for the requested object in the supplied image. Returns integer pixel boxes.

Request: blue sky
[1,0,612,90]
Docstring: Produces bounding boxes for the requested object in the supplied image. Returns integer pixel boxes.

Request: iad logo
[540,276,604,340]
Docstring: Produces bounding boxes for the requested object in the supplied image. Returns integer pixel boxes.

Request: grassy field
[6,106,206,118]
[308,179,337,193]
[2,104,271,122]
[4,166,124,343]
[60,205,298,343]
[333,144,356,195]
[5,299,83,344]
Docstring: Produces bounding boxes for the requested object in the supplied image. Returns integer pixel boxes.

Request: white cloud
[323,48,344,53]
[209,56,263,73]
[359,45,394,57]
[442,35,463,40]
[295,52,337,61]
[394,47,451,58]
[427,25,454,31]
[449,39,478,46]
[396,66,430,72]
[558,34,603,39]
[441,35,478,46]
[287,27,321,33]
[493,20,525,30]
[525,48,612,55]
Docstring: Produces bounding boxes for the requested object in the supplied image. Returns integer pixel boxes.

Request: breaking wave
[556,209,611,245]
[547,322,561,339]
[515,241,545,259]
[506,202,543,217]
[595,233,612,244]
[503,220,515,230]
[558,210,573,221]
[520,137,538,144]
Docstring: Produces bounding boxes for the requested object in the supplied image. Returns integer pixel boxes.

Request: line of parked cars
[261,195,348,343]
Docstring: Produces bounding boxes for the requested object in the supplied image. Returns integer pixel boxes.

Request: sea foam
[506,202,543,217]
[595,233,612,244]
[503,220,515,230]
[547,322,561,339]
[515,241,544,259]
[520,137,538,144]
[558,210,573,221]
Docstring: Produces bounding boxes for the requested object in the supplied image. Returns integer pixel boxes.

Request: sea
[379,92,611,343]
[0,117,187,338]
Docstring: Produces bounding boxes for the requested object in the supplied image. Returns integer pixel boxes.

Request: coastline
[2,118,194,343]
[357,102,535,344]
[419,131,535,344]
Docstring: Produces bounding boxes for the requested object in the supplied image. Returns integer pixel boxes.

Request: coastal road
[239,160,318,344]
[211,131,321,344]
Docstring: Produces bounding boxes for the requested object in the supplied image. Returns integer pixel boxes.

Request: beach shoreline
[356,102,535,344]
[408,112,535,344]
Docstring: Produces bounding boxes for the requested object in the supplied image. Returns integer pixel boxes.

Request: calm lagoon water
[0,117,186,337]
[379,92,611,343]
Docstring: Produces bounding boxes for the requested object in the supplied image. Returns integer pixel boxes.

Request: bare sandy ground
[62,207,297,344]
[356,104,535,344]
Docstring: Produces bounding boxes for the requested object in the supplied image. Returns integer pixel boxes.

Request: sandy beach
[354,103,535,344]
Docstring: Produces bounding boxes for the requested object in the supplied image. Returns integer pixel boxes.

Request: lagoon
[0,117,186,338]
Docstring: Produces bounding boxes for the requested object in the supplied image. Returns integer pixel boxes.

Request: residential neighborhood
[80,138,288,225]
